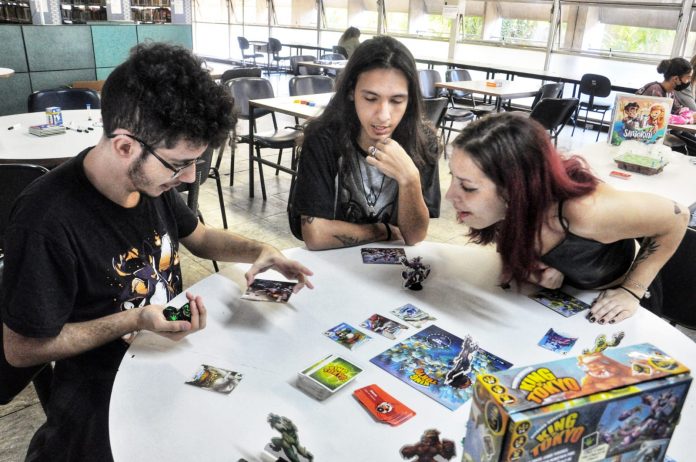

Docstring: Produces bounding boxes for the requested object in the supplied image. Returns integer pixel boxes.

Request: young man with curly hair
[1,43,313,461]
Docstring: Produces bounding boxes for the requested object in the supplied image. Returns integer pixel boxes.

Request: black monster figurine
[400,429,456,461]
[400,256,431,291]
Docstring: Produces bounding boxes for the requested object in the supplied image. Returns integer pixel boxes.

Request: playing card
[391,303,436,328]
[529,288,590,317]
[538,328,577,355]
[324,322,371,350]
[185,364,243,394]
[360,314,408,340]
[361,247,406,264]
[353,384,415,426]
[241,279,297,303]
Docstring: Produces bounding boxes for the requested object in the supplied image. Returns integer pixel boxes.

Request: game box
[462,343,691,462]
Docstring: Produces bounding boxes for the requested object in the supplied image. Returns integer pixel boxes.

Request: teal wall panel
[92,25,137,68]
[23,25,95,72]
[30,69,97,93]
[136,25,193,49]
[0,73,32,116]
[0,26,28,73]
[96,67,116,81]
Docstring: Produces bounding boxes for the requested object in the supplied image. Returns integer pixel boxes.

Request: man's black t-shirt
[1,147,198,461]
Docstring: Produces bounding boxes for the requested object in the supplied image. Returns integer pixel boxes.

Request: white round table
[0,109,102,167]
[109,242,696,461]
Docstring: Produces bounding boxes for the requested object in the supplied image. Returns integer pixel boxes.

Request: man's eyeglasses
[107,133,205,179]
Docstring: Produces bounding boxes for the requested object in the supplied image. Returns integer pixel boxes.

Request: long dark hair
[451,112,599,285]
[302,35,438,167]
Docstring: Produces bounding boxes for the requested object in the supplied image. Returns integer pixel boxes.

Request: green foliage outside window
[601,25,674,56]
[500,18,548,45]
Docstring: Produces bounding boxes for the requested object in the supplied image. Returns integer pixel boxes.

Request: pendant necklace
[356,154,385,217]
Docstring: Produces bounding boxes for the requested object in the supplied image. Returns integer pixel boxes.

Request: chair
[220,67,262,85]
[226,77,302,200]
[528,98,579,146]
[267,38,292,73]
[445,68,497,117]
[237,36,263,67]
[332,45,348,59]
[289,55,321,76]
[318,53,346,78]
[418,69,475,145]
[530,82,564,110]
[422,97,449,129]
[27,88,101,113]
[288,75,334,97]
[571,73,613,142]
[0,163,53,413]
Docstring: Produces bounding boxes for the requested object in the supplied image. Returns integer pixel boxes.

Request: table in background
[436,79,540,111]
[110,242,696,461]
[297,60,347,74]
[284,43,332,58]
[0,109,101,167]
[246,92,333,198]
[573,142,696,205]
[0,68,15,79]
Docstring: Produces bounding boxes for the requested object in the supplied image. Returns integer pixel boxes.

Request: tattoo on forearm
[673,202,682,215]
[333,234,372,247]
[633,237,659,267]
[300,216,315,226]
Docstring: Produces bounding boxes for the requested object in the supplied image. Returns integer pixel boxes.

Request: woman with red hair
[445,112,689,324]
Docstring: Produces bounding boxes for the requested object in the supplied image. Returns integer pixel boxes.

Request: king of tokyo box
[461,343,691,462]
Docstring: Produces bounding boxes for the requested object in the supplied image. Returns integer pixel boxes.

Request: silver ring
[368,146,377,157]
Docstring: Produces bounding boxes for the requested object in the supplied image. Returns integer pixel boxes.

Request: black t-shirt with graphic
[0,147,198,460]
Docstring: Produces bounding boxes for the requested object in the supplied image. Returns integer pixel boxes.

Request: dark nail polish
[609,320,615,324]
[598,319,605,325]
[589,317,596,323]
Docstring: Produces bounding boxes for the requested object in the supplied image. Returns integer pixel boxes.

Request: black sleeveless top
[540,202,636,290]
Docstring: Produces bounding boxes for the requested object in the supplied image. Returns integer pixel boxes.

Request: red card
[353,384,415,426]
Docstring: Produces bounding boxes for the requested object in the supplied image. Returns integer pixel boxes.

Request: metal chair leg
[255,145,268,201]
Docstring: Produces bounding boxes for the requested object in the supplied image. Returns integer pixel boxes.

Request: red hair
[452,113,598,286]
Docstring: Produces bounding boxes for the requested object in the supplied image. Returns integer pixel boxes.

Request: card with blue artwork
[370,325,512,410]
[323,322,371,350]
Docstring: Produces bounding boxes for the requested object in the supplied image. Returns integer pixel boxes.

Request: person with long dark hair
[289,36,441,250]
[637,57,693,115]
[445,112,689,324]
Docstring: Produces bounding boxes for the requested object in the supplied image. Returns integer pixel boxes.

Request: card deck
[538,328,577,355]
[185,364,243,394]
[353,384,415,426]
[390,303,436,328]
[241,279,297,303]
[361,247,406,264]
[324,322,371,350]
[360,314,408,340]
[297,355,363,400]
[529,288,590,317]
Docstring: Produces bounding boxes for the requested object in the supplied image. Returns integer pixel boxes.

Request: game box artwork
[462,343,691,462]
[609,93,673,146]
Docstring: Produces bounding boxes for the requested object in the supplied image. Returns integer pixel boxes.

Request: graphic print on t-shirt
[111,231,181,311]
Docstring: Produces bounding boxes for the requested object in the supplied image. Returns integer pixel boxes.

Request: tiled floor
[2,73,694,461]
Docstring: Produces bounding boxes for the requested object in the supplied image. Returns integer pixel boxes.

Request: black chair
[529,98,579,146]
[445,68,497,117]
[0,163,53,413]
[422,97,449,129]
[418,69,475,145]
[529,82,564,110]
[571,73,613,142]
[27,88,101,113]
[289,55,321,76]
[220,67,262,85]
[332,45,348,59]
[226,77,302,200]
[237,36,263,67]
[177,146,225,271]
[267,38,292,73]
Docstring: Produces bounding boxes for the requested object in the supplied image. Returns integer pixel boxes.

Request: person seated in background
[289,36,441,250]
[337,26,361,58]
[636,57,693,118]
[446,112,689,325]
[1,43,313,462]
[674,55,696,111]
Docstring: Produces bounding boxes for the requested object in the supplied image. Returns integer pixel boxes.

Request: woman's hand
[528,264,564,289]
[589,287,640,324]
[365,138,419,185]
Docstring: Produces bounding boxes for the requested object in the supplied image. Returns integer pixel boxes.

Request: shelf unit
[131,0,170,23]
[61,0,107,24]
[0,0,32,23]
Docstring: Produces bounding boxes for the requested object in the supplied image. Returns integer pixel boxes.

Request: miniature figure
[265,413,313,462]
[400,256,431,291]
[400,428,456,461]
[583,331,625,354]
[444,335,479,389]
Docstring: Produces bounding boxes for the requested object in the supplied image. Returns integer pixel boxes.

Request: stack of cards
[297,354,363,400]
[353,384,415,426]
[28,124,66,137]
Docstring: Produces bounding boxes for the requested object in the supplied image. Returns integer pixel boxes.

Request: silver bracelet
[623,277,651,299]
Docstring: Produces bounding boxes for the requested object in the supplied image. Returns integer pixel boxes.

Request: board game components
[265,413,314,462]
[361,247,406,264]
[297,354,363,400]
[400,429,456,461]
[353,384,415,426]
[323,322,371,350]
[528,289,590,317]
[242,279,297,303]
[391,303,436,328]
[537,328,578,355]
[360,313,408,339]
[371,326,512,410]
[185,364,242,394]
[462,343,691,462]
[400,256,431,290]
[163,302,191,322]
[609,93,672,146]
